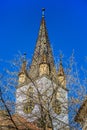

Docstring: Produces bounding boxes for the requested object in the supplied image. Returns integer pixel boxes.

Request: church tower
[16,9,69,130]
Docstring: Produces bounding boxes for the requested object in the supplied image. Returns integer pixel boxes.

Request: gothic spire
[29,9,56,80]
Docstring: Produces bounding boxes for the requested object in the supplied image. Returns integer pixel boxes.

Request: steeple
[29,9,56,80]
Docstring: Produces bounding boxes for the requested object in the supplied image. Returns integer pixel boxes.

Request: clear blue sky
[0,1,86,127]
[0,0,87,68]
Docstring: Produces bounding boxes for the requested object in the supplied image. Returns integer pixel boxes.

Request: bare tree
[0,52,86,130]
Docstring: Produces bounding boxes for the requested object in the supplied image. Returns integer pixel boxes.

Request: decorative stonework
[39,63,49,76]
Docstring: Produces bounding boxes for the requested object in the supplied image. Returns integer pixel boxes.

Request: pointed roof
[20,61,26,73]
[29,9,56,80]
[57,58,66,89]
[19,53,27,75]
[58,62,65,76]
[58,55,65,76]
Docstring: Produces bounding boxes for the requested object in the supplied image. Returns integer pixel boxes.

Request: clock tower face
[23,87,34,114]
[39,63,49,76]
[23,102,34,114]
[19,73,26,84]
[52,99,61,115]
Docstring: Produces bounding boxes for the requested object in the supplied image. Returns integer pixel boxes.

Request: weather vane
[42,8,45,17]
[23,52,27,62]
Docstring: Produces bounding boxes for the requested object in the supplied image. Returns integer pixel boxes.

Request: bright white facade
[16,76,69,129]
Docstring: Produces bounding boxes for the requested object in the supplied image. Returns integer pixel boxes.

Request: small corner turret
[57,54,66,89]
[18,53,27,85]
[39,47,50,76]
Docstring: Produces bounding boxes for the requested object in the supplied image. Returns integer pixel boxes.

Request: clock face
[23,87,34,114]
[19,74,26,84]
[23,101,34,114]
[52,99,61,115]
[39,64,49,76]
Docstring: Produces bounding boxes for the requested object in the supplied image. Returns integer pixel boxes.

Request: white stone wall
[16,76,69,128]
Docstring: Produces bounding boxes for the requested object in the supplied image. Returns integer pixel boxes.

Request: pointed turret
[58,61,65,76]
[29,9,56,80]
[57,56,66,88]
[18,53,27,84]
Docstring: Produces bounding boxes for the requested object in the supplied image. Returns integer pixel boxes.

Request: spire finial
[59,51,63,65]
[23,52,27,62]
[42,8,45,17]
